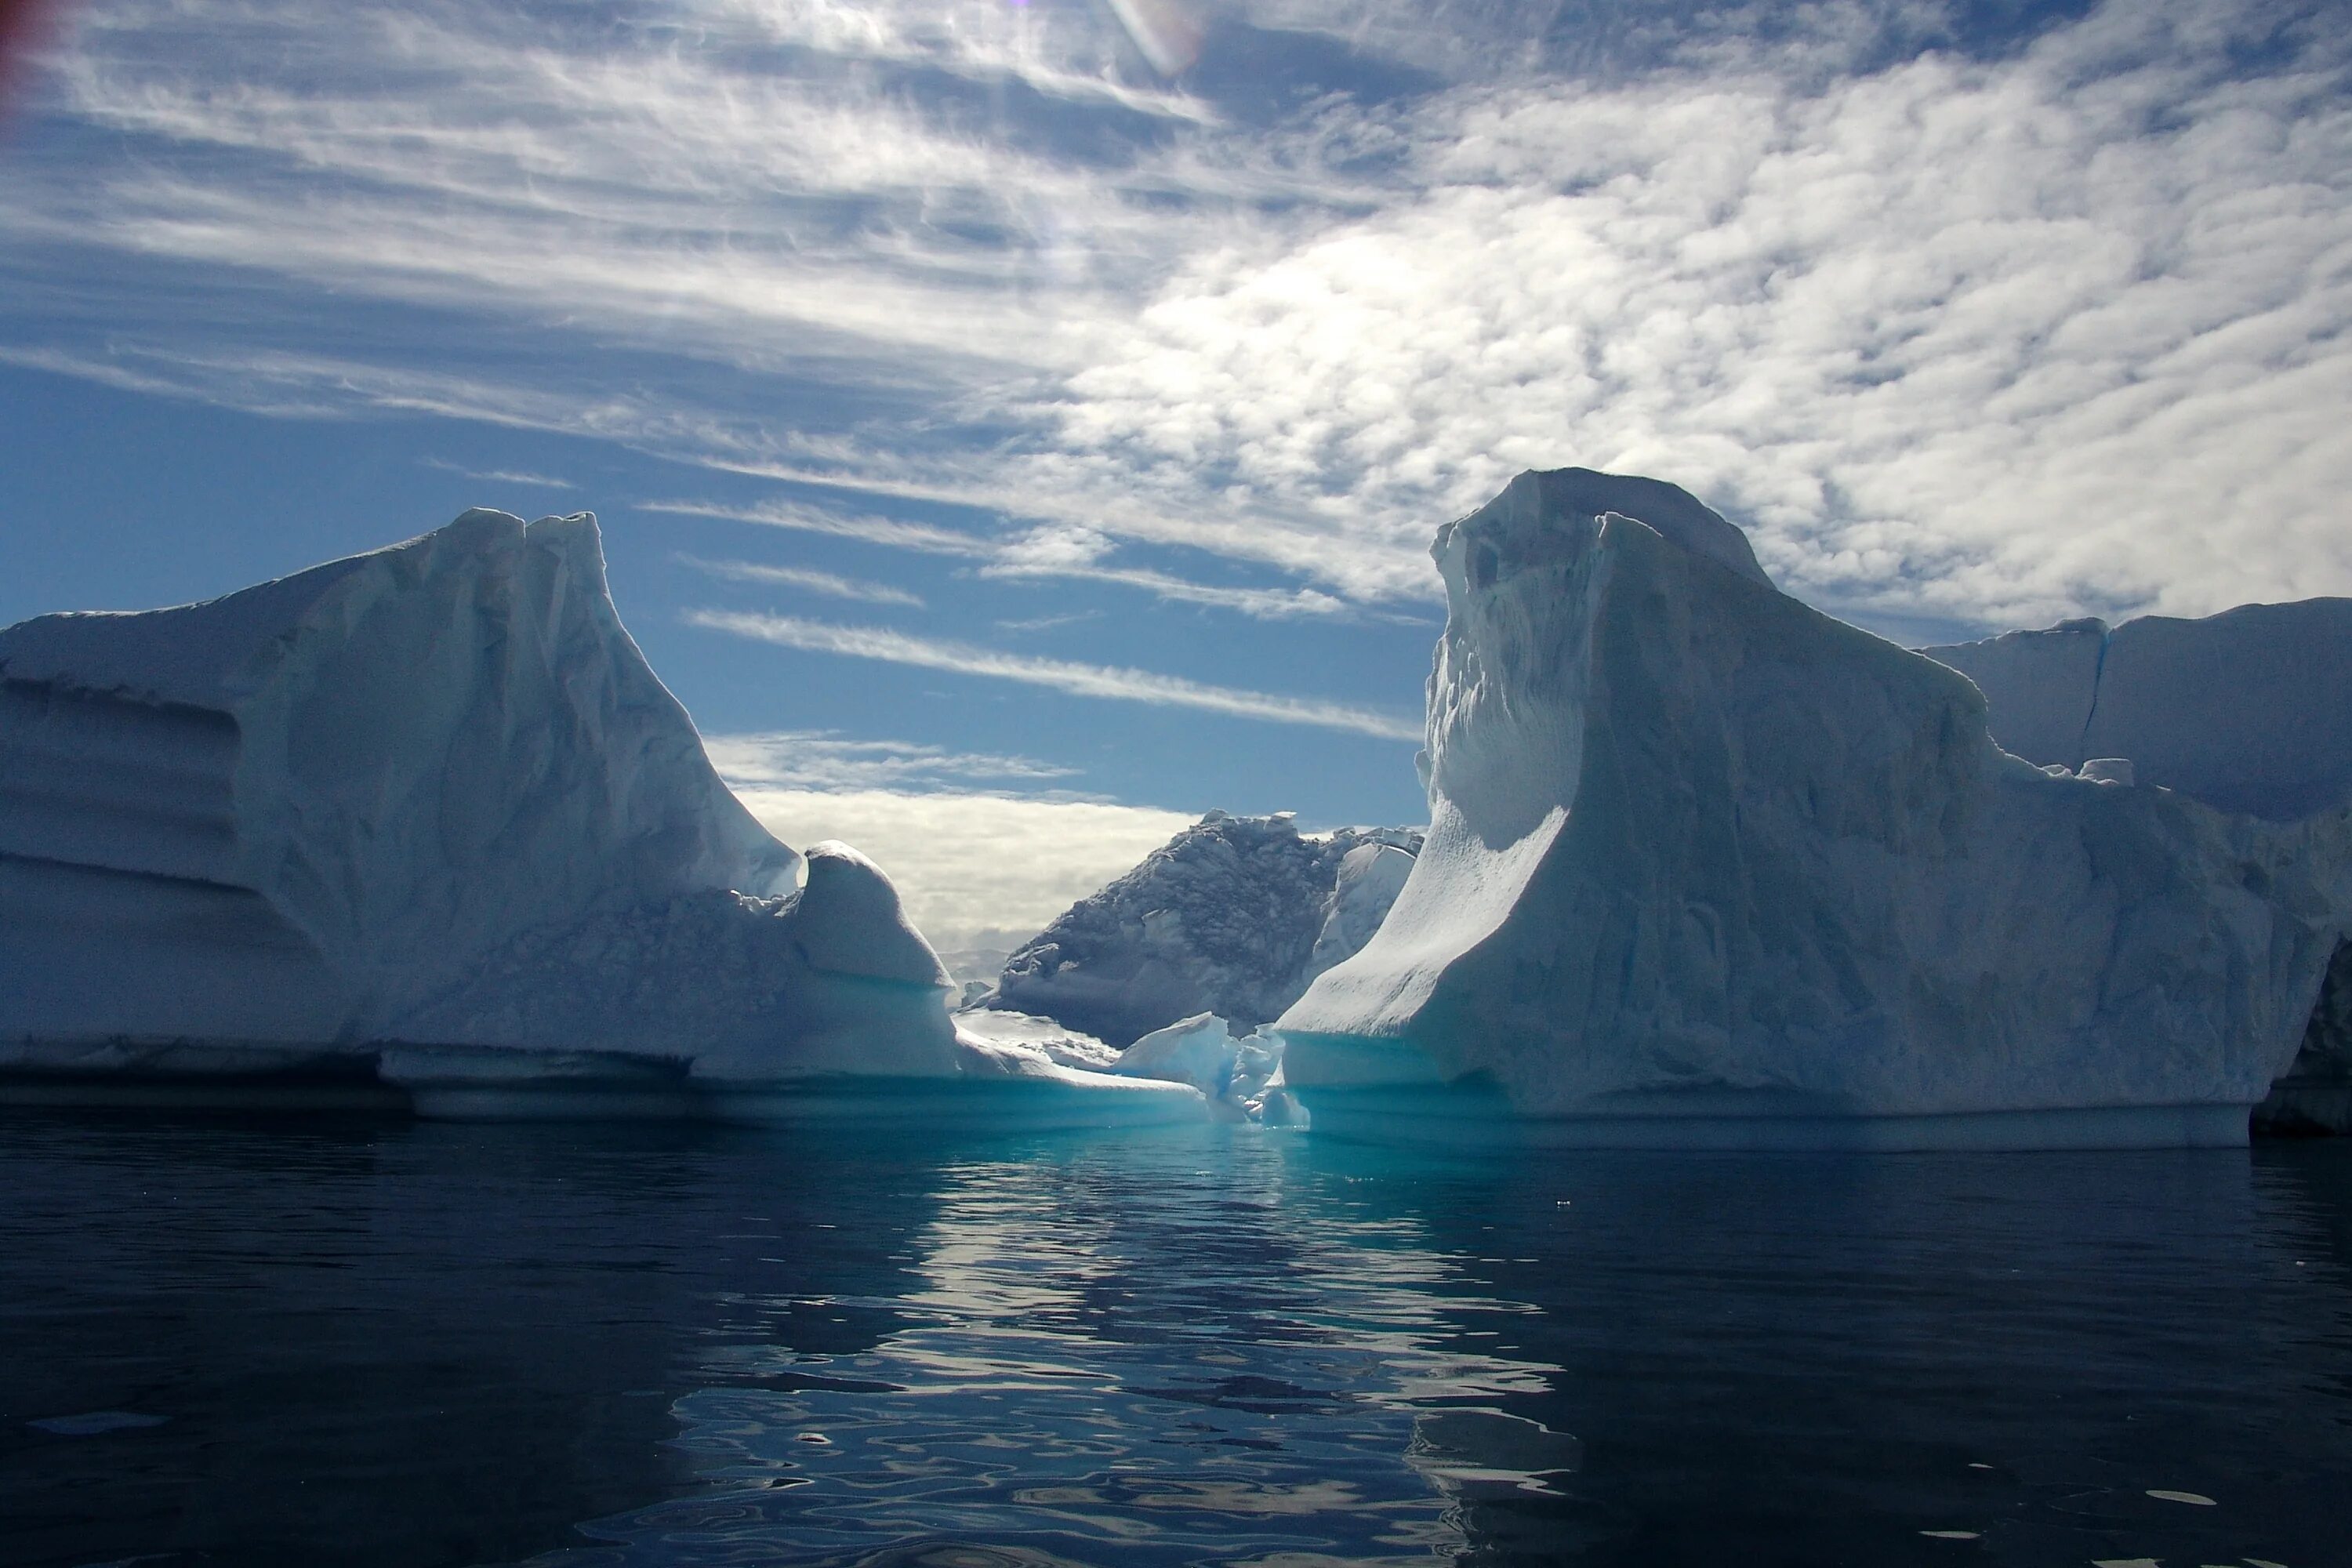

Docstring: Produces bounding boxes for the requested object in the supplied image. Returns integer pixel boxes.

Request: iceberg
[1919,599,2352,821]
[0,509,1203,1123]
[1278,468,2352,1149]
[992,811,1421,1047]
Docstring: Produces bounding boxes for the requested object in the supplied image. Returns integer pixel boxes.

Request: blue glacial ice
[1276,469,2352,1149]
[1920,598,2352,822]
[0,509,1205,1127]
[1105,1011,1306,1126]
[990,811,1421,1047]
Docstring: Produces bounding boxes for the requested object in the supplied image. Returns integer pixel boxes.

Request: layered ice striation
[1278,468,2352,1149]
[991,811,1421,1047]
[0,510,1034,1109]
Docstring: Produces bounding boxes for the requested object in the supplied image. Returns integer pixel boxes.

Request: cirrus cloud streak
[6,0,2351,633]
[686,608,1423,740]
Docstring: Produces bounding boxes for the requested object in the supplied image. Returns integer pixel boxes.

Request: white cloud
[643,499,991,558]
[1033,6,2352,626]
[688,455,1436,600]
[421,458,572,488]
[686,608,1425,740]
[703,729,1075,791]
[982,557,1356,620]
[11,0,2352,633]
[684,0,1217,122]
[995,608,1105,633]
[977,524,1356,619]
[676,553,925,608]
[731,786,1194,959]
[992,523,1115,573]
[708,726,1191,963]
[655,495,1370,619]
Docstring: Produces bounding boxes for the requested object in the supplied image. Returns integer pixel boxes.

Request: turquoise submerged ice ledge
[1276,470,2352,1149]
[5,479,2351,1147]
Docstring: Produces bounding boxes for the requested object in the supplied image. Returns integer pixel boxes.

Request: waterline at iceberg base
[1277,470,2352,1150]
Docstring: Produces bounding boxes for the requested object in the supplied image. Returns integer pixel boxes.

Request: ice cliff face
[2257,942,2352,1134]
[1278,468,2352,1145]
[1920,600,2352,822]
[993,811,1422,1047]
[0,510,956,1077]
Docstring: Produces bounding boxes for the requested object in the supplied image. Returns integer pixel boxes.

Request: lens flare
[1105,0,1203,77]
[0,0,62,122]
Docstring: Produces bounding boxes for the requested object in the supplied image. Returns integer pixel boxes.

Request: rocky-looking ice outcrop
[0,510,973,1096]
[991,811,1422,1047]
[1278,468,2352,1149]
[1920,600,2352,821]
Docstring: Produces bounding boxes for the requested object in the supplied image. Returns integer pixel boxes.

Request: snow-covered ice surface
[1308,842,1417,979]
[992,811,1421,1047]
[941,1009,1212,1127]
[1279,469,2352,1149]
[1920,599,2352,821]
[1,510,1206,1126]
[1104,1011,1305,1125]
[948,1007,1120,1072]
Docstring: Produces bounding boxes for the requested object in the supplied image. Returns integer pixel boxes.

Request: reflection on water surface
[3,1112,2349,1567]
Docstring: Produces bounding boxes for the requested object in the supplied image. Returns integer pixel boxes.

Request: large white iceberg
[0,510,1203,1124]
[991,811,1421,1047]
[1277,468,2352,1149]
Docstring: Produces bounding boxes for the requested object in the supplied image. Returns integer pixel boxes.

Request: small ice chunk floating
[0,510,1200,1128]
[1277,470,2352,1149]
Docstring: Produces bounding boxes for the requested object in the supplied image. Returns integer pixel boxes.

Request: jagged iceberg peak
[0,508,965,1083]
[1279,467,2352,1148]
[1920,599,2352,822]
[992,810,1423,1048]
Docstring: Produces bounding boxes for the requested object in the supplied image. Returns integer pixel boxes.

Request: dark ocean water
[3,1109,2349,1568]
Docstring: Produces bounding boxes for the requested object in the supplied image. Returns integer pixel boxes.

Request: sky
[2,0,2349,961]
